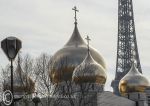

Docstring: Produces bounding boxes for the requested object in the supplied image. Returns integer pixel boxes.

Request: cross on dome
[72,6,79,24]
[85,35,91,54]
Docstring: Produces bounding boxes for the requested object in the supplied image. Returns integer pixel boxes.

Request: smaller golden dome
[3,64,35,94]
[119,62,150,95]
[72,52,107,84]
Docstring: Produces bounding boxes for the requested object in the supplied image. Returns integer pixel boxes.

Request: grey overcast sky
[0,0,150,91]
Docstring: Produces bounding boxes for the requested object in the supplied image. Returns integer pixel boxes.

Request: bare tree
[1,54,36,106]
[21,54,36,94]
[34,53,55,105]
[1,65,11,92]
[1,53,101,106]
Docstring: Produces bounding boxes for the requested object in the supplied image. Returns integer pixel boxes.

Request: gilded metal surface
[119,63,150,95]
[50,24,106,83]
[4,64,35,94]
[50,66,75,83]
[72,53,107,84]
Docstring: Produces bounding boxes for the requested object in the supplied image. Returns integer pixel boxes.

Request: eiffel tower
[111,0,142,95]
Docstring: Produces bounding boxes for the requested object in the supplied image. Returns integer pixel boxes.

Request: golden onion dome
[50,23,106,83]
[119,62,150,95]
[72,52,107,84]
[3,63,35,95]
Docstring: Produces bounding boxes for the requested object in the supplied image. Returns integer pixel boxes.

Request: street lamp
[1,36,22,106]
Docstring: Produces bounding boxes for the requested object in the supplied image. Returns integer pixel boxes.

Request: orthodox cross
[85,35,91,54]
[72,6,79,23]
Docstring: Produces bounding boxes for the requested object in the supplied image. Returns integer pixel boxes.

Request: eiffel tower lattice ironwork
[111,0,142,95]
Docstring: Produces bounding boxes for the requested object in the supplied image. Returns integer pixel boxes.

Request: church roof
[97,91,136,106]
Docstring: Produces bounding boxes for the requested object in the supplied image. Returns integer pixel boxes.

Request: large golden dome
[50,23,106,83]
[4,63,35,95]
[72,52,107,84]
[119,62,150,95]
